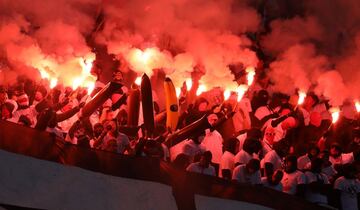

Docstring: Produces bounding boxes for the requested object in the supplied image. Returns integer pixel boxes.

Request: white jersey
[186,162,216,176]
[261,150,282,170]
[304,171,329,204]
[234,150,255,165]
[334,176,360,210]
[281,170,306,195]
[201,129,223,164]
[219,151,235,178]
[232,164,261,185]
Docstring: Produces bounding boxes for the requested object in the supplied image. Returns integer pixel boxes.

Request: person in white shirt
[232,159,261,185]
[329,143,354,168]
[304,158,330,205]
[266,116,297,143]
[262,126,276,156]
[334,164,360,210]
[181,135,206,161]
[95,120,131,154]
[201,114,223,165]
[297,146,320,171]
[261,140,289,173]
[237,128,262,151]
[234,138,262,166]
[281,156,306,196]
[262,169,283,191]
[219,137,239,180]
[186,151,216,176]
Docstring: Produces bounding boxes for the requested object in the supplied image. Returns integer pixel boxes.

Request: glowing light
[72,77,82,90]
[196,84,206,96]
[298,91,306,105]
[236,85,248,102]
[245,66,256,86]
[224,89,231,100]
[355,100,360,113]
[86,82,95,95]
[176,87,181,98]
[135,76,142,86]
[50,78,58,89]
[39,69,50,79]
[83,60,93,74]
[330,107,340,124]
[185,78,192,91]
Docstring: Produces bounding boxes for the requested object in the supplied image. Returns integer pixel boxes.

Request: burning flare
[175,87,181,98]
[298,91,306,105]
[72,77,82,90]
[236,85,248,102]
[196,84,207,96]
[49,78,58,89]
[135,76,142,86]
[355,100,360,113]
[185,78,192,91]
[245,66,256,86]
[330,107,340,124]
[223,89,231,101]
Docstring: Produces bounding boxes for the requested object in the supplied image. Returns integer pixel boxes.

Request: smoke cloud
[96,0,260,89]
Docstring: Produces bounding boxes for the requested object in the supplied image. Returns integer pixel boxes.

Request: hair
[247,128,263,140]
[285,155,298,167]
[202,150,213,162]
[223,137,239,154]
[310,158,324,174]
[247,159,260,171]
[243,138,262,154]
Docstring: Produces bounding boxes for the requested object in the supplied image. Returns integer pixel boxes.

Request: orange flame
[223,89,231,101]
[245,66,256,86]
[298,91,306,105]
[72,77,82,90]
[196,84,206,96]
[49,78,58,89]
[330,107,340,124]
[175,87,181,98]
[185,78,192,91]
[236,85,248,102]
[135,76,142,86]
[355,100,360,113]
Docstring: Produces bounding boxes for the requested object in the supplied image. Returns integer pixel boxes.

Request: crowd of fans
[0,72,360,210]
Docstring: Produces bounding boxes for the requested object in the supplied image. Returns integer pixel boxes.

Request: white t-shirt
[236,133,247,151]
[261,177,283,191]
[181,140,206,159]
[334,176,360,210]
[262,121,285,143]
[255,106,272,121]
[232,164,261,185]
[281,170,306,195]
[234,150,254,165]
[13,106,38,127]
[329,153,354,165]
[297,154,311,170]
[261,150,282,170]
[304,171,329,204]
[57,111,79,133]
[262,139,273,156]
[219,151,235,178]
[186,162,216,176]
[201,129,223,164]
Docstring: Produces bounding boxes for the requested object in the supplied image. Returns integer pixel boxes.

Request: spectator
[281,156,306,196]
[232,159,261,185]
[219,137,239,180]
[186,151,216,176]
[334,164,360,210]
